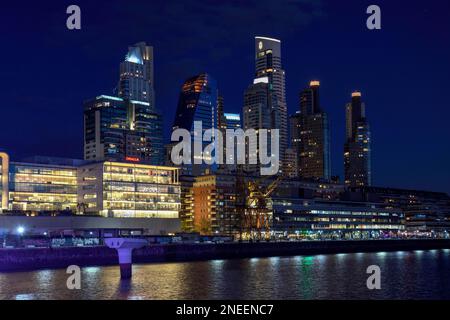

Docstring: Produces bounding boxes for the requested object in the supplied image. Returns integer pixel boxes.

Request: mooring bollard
[104,238,148,279]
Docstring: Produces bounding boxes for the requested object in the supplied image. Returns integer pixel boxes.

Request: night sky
[0,0,449,193]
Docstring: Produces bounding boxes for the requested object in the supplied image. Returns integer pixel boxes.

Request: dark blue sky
[0,0,449,193]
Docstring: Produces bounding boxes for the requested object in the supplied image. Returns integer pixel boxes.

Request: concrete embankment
[1,239,450,272]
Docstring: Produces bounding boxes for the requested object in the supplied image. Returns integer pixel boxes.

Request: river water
[1,250,449,300]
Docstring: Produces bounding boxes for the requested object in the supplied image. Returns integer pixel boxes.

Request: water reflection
[0,250,449,300]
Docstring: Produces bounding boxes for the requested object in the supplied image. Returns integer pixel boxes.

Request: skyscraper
[172,73,219,176]
[118,42,155,107]
[344,91,372,187]
[243,80,279,174]
[254,37,288,170]
[296,81,331,180]
[84,43,164,165]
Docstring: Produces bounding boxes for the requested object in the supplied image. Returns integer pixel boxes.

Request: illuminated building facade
[0,152,10,212]
[118,42,155,106]
[344,91,372,187]
[255,36,288,167]
[272,198,405,239]
[296,81,331,180]
[346,186,450,235]
[84,96,163,165]
[224,113,242,130]
[78,161,180,218]
[243,81,280,174]
[84,41,164,165]
[171,73,219,176]
[8,158,78,212]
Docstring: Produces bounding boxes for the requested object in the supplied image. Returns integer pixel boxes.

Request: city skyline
[1,0,449,194]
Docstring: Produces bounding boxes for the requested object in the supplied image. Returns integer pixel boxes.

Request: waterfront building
[0,152,181,220]
[0,152,10,212]
[344,91,372,187]
[295,81,331,180]
[191,174,240,235]
[78,161,180,218]
[7,157,79,213]
[255,36,288,167]
[345,186,450,236]
[171,73,219,176]
[272,198,405,239]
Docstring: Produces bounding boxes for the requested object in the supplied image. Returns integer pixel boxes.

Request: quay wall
[1,239,450,272]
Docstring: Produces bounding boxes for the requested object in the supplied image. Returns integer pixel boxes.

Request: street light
[16,226,25,235]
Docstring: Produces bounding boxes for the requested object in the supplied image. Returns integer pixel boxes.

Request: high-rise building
[295,81,331,180]
[83,95,163,164]
[118,42,155,107]
[243,80,279,174]
[254,37,288,170]
[172,73,219,176]
[344,91,372,187]
[84,43,164,165]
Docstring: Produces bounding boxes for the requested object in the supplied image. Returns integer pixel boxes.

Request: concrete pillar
[105,238,148,279]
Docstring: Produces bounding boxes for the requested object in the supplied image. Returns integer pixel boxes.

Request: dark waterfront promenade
[1,239,450,272]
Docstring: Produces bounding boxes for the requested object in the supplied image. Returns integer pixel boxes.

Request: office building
[78,161,181,218]
[344,91,372,187]
[254,36,288,166]
[295,81,331,180]
[84,42,164,165]
[7,156,79,213]
[118,42,155,108]
[171,73,219,176]
[345,186,450,236]
[272,198,405,239]
[243,80,280,174]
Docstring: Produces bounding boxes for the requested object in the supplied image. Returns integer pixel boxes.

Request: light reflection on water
[0,250,449,300]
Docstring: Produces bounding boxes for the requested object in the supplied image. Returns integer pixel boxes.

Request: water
[1,250,450,300]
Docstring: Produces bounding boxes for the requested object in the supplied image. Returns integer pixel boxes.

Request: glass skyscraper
[296,81,331,180]
[254,37,288,169]
[344,91,372,187]
[84,43,164,165]
[172,73,219,176]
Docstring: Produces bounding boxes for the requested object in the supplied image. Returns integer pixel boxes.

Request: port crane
[241,175,283,240]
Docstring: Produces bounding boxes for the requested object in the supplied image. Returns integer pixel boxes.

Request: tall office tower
[296,81,331,180]
[118,42,155,106]
[344,91,372,187]
[172,73,219,176]
[84,95,163,164]
[243,80,280,174]
[254,37,288,170]
[84,43,164,165]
